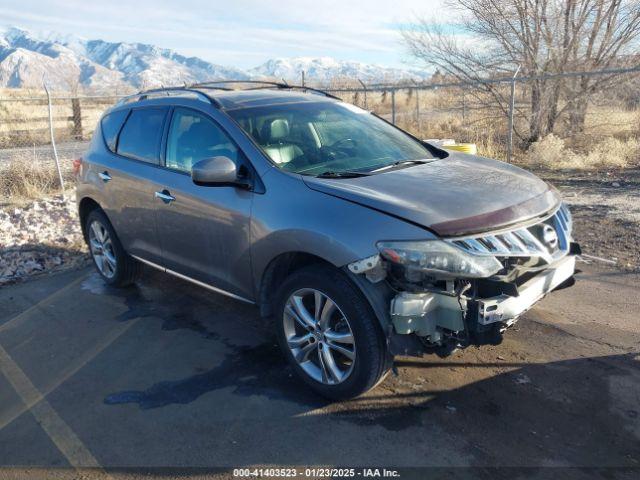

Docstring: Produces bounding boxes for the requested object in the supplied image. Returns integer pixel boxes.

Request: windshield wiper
[316,170,371,178]
[370,159,431,172]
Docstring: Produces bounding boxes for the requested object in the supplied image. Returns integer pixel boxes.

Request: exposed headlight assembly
[377,240,503,279]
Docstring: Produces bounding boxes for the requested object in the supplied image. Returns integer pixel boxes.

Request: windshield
[227,101,434,176]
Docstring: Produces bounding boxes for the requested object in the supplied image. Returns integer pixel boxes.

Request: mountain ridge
[0,26,428,91]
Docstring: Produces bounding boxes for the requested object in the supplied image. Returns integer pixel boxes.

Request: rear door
[101,106,169,265]
[152,107,254,299]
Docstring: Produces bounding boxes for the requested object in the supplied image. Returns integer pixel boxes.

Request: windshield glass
[227,101,434,176]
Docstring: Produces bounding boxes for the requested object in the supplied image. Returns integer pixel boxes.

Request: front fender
[250,170,436,295]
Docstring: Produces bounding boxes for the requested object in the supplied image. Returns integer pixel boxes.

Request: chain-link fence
[1,66,638,198]
[0,91,123,197]
[326,66,640,165]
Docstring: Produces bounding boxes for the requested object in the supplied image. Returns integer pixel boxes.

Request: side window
[117,108,167,163]
[166,108,239,172]
[100,109,129,152]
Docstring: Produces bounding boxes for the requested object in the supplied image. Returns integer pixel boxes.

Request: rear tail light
[73,157,83,176]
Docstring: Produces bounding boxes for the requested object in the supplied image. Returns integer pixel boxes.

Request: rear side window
[117,108,167,163]
[100,109,129,152]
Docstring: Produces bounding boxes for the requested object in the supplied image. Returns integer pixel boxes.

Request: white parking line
[0,343,103,470]
[0,318,139,432]
[0,274,87,334]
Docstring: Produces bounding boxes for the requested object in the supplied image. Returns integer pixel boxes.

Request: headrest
[269,118,290,141]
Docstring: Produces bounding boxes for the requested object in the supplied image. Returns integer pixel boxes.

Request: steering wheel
[331,138,358,150]
[319,138,358,161]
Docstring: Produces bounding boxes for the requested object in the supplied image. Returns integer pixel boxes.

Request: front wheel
[274,265,390,400]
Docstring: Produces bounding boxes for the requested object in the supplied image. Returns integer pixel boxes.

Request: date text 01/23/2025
[233,468,401,478]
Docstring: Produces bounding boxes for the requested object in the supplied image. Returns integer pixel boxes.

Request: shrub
[583,137,639,169]
[523,134,639,169]
[0,158,70,199]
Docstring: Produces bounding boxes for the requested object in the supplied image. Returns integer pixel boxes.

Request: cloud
[0,0,446,68]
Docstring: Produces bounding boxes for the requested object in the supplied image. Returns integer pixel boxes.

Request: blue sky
[0,0,447,68]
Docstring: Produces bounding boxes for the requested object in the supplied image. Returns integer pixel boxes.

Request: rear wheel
[274,265,390,400]
[85,209,141,287]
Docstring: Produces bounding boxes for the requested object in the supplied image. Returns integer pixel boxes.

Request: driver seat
[262,119,303,164]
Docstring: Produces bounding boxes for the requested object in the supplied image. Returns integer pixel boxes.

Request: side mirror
[191,156,250,189]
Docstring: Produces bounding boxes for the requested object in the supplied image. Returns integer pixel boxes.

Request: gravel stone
[0,193,88,285]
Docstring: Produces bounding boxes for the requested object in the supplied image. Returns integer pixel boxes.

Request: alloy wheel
[283,288,356,385]
[88,220,117,279]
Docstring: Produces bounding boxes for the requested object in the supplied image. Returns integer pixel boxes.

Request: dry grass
[521,134,640,169]
[365,90,640,168]
[0,158,72,199]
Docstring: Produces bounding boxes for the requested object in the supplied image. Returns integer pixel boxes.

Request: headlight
[377,240,503,278]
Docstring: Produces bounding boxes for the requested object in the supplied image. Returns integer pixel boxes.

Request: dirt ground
[535,167,640,271]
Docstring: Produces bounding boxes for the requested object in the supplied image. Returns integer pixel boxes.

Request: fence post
[391,90,396,124]
[462,89,466,128]
[507,65,521,163]
[71,98,83,139]
[415,87,421,132]
[43,80,65,198]
[358,79,367,109]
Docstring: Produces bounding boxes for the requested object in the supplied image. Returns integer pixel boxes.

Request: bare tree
[402,0,640,143]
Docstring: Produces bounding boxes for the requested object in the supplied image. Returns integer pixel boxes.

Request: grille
[446,204,572,265]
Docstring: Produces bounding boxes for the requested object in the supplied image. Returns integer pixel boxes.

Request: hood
[302,154,561,237]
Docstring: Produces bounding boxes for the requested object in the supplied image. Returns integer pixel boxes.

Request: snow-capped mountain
[250,57,429,84]
[63,38,249,87]
[0,27,127,90]
[0,27,428,91]
[0,27,247,91]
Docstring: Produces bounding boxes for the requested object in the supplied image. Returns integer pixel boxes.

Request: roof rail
[115,86,223,107]
[115,81,343,108]
[191,80,342,101]
[193,80,288,88]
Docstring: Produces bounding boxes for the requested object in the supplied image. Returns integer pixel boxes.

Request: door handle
[154,190,175,204]
[98,171,112,182]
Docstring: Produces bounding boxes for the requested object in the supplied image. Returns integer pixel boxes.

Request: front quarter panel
[251,169,436,292]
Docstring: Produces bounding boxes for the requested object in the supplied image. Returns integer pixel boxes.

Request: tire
[85,209,142,287]
[274,264,390,400]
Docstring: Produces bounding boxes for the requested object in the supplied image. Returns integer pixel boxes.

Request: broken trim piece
[347,254,386,283]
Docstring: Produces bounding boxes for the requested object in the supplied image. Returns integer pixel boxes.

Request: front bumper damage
[346,203,579,357]
[388,255,576,353]
[474,254,575,326]
[347,251,578,358]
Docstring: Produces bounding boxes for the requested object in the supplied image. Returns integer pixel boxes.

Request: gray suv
[76,81,579,399]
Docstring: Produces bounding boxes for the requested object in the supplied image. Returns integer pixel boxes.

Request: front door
[153,107,254,300]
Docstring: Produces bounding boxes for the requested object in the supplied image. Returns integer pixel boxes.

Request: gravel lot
[539,168,640,271]
[0,193,87,285]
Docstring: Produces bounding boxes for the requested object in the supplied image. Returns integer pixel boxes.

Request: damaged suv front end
[349,202,579,357]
